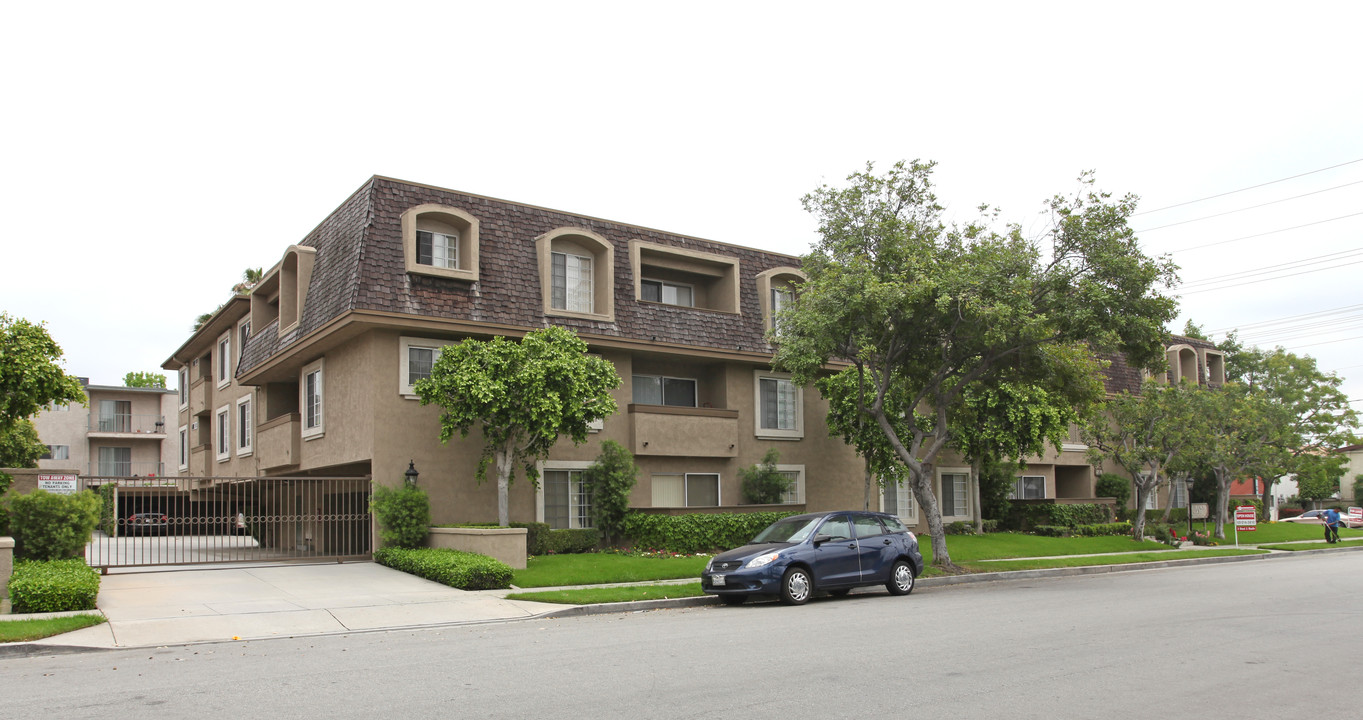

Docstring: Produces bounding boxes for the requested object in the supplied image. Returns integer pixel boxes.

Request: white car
[1281,509,1363,529]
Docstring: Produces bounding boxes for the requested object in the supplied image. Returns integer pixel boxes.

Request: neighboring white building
[1339,444,1363,503]
[30,379,178,477]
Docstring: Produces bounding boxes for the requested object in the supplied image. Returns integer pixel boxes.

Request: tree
[1083,380,1200,540]
[414,326,621,526]
[1293,453,1346,505]
[123,371,167,388]
[583,439,638,545]
[1176,383,1279,539]
[773,161,1177,568]
[193,267,266,331]
[1,313,87,428]
[0,419,46,468]
[739,448,792,504]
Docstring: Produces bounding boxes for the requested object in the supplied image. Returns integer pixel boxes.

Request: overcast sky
[3,2,1360,411]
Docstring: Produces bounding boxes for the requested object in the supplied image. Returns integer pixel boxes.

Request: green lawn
[0,614,106,643]
[513,553,710,588]
[961,547,1266,572]
[1257,538,1363,552]
[506,582,706,604]
[918,533,1169,561]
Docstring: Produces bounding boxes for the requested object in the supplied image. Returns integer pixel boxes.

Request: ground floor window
[1169,476,1188,509]
[940,471,969,518]
[651,473,720,507]
[543,469,592,529]
[883,478,917,523]
[1013,475,1045,500]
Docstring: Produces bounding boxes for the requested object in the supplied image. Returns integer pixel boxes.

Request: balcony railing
[87,461,166,478]
[88,414,167,436]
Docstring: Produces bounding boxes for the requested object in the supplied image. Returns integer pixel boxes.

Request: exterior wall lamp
[404,460,419,486]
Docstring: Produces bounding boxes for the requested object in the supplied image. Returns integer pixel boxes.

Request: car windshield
[751,517,823,544]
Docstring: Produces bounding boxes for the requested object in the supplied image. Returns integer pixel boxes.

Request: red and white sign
[38,474,78,495]
[1234,506,1257,531]
[1349,507,1362,521]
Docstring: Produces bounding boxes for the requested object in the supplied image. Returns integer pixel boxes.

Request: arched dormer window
[251,245,315,338]
[1165,344,1200,384]
[402,204,480,282]
[756,266,806,336]
[536,228,615,322]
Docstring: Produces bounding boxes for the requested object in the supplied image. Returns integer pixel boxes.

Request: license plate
[711,574,725,587]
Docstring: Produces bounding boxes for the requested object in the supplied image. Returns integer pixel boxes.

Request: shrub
[8,489,102,560]
[97,483,117,536]
[541,528,600,554]
[1008,502,1109,532]
[1096,473,1130,514]
[1033,525,1070,537]
[0,470,11,535]
[1074,521,1133,537]
[621,511,799,554]
[981,518,1000,533]
[584,440,638,544]
[374,547,512,590]
[739,449,791,505]
[945,521,976,535]
[1146,524,1179,546]
[370,481,431,549]
[8,558,101,613]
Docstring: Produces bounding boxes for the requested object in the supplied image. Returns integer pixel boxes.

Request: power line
[1134,157,1363,216]
[1178,258,1363,295]
[1134,179,1363,233]
[1208,303,1363,335]
[1163,211,1363,254]
[1179,247,1363,288]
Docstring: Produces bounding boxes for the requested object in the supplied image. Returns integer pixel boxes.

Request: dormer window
[537,227,615,322]
[631,241,739,314]
[641,279,693,307]
[552,251,593,313]
[402,204,480,282]
[756,266,806,335]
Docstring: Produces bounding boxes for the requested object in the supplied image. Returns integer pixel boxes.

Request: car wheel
[828,589,851,597]
[720,594,747,606]
[886,559,915,596]
[780,567,812,605]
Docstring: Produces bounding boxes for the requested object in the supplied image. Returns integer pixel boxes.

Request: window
[641,279,693,307]
[178,369,188,408]
[1170,476,1188,509]
[302,359,324,438]
[217,332,232,387]
[178,426,188,470]
[542,469,592,529]
[771,287,793,333]
[399,337,453,397]
[402,204,479,282]
[216,405,231,461]
[552,252,594,313]
[775,465,805,504]
[853,515,885,539]
[417,229,460,269]
[1013,476,1045,500]
[651,473,721,507]
[98,447,131,476]
[883,478,917,523]
[633,375,697,407]
[236,395,253,455]
[756,266,806,334]
[940,470,969,518]
[239,319,251,362]
[46,401,69,412]
[44,445,69,460]
[755,371,803,439]
[98,400,131,432]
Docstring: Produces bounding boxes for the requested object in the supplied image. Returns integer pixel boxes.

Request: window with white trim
[402,205,479,282]
[641,279,694,307]
[633,375,697,407]
[883,478,918,523]
[1013,475,1046,500]
[1170,476,1188,509]
[43,445,70,460]
[236,395,253,455]
[302,359,324,438]
[552,251,594,313]
[651,472,721,507]
[217,332,231,388]
[542,468,592,529]
[939,469,970,519]
[754,371,803,439]
[775,464,805,504]
[178,369,188,408]
[178,426,188,470]
[399,337,453,397]
[417,228,460,269]
[216,405,231,461]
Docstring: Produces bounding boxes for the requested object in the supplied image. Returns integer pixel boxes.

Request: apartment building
[163,176,870,530]
[31,379,177,477]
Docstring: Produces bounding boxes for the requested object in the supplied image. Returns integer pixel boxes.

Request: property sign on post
[37,474,78,495]
[1234,506,1257,529]
[1349,507,1362,521]
[1191,503,1209,520]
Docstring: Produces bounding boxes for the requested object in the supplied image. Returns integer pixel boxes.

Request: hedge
[8,558,101,613]
[373,547,513,590]
[8,489,102,560]
[620,511,799,554]
[1008,503,1110,532]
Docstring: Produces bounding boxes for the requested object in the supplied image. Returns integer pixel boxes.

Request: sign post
[1234,506,1257,546]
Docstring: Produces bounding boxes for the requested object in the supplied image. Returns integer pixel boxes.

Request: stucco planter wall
[427,527,527,569]
[1,536,13,614]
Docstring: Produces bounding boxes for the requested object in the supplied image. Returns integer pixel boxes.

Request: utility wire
[1179,248,1363,288]
[1208,303,1363,335]
[1162,211,1363,254]
[1178,258,1363,295]
[1134,158,1363,216]
[1135,179,1363,233]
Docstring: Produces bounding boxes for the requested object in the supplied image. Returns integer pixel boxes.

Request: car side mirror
[813,533,833,545]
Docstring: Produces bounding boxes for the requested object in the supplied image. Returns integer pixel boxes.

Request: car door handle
[846,543,856,549]
[882,539,892,545]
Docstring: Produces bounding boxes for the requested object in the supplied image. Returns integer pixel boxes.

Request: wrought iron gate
[81,475,372,570]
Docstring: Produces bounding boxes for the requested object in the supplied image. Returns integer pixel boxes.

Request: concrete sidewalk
[5,562,575,655]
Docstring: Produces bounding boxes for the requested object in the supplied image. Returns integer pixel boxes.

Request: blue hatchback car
[701,511,924,605]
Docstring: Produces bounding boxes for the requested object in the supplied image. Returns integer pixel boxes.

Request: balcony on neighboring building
[257,413,301,470]
[87,413,167,439]
[87,460,165,478]
[628,404,739,457]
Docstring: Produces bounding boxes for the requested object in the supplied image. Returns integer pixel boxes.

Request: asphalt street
[5,551,1360,719]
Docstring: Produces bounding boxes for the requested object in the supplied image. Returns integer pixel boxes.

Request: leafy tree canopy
[773,160,1178,568]
[0,313,86,428]
[123,371,167,388]
[415,326,621,526]
[0,419,46,468]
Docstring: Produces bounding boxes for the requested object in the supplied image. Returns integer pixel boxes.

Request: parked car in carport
[125,512,169,535]
[701,511,924,605]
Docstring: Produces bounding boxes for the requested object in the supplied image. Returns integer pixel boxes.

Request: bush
[370,481,431,549]
[8,558,101,613]
[1147,524,1180,546]
[945,521,976,535]
[1008,502,1109,532]
[1096,473,1130,513]
[981,519,1000,533]
[739,449,791,505]
[584,440,638,544]
[541,528,600,554]
[509,521,551,554]
[621,511,799,554]
[1033,525,1070,537]
[97,483,117,536]
[0,470,11,536]
[8,489,102,560]
[374,547,512,590]
[1074,521,1133,537]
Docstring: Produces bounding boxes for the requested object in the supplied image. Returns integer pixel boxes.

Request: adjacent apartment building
[31,379,177,477]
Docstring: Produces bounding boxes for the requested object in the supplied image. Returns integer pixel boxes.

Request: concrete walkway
[5,562,574,654]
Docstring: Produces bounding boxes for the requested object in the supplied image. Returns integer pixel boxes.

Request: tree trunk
[495,446,513,527]
[1213,468,1231,540]
[971,462,983,534]
[1131,486,1150,541]
[864,466,873,511]
[909,463,955,569]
